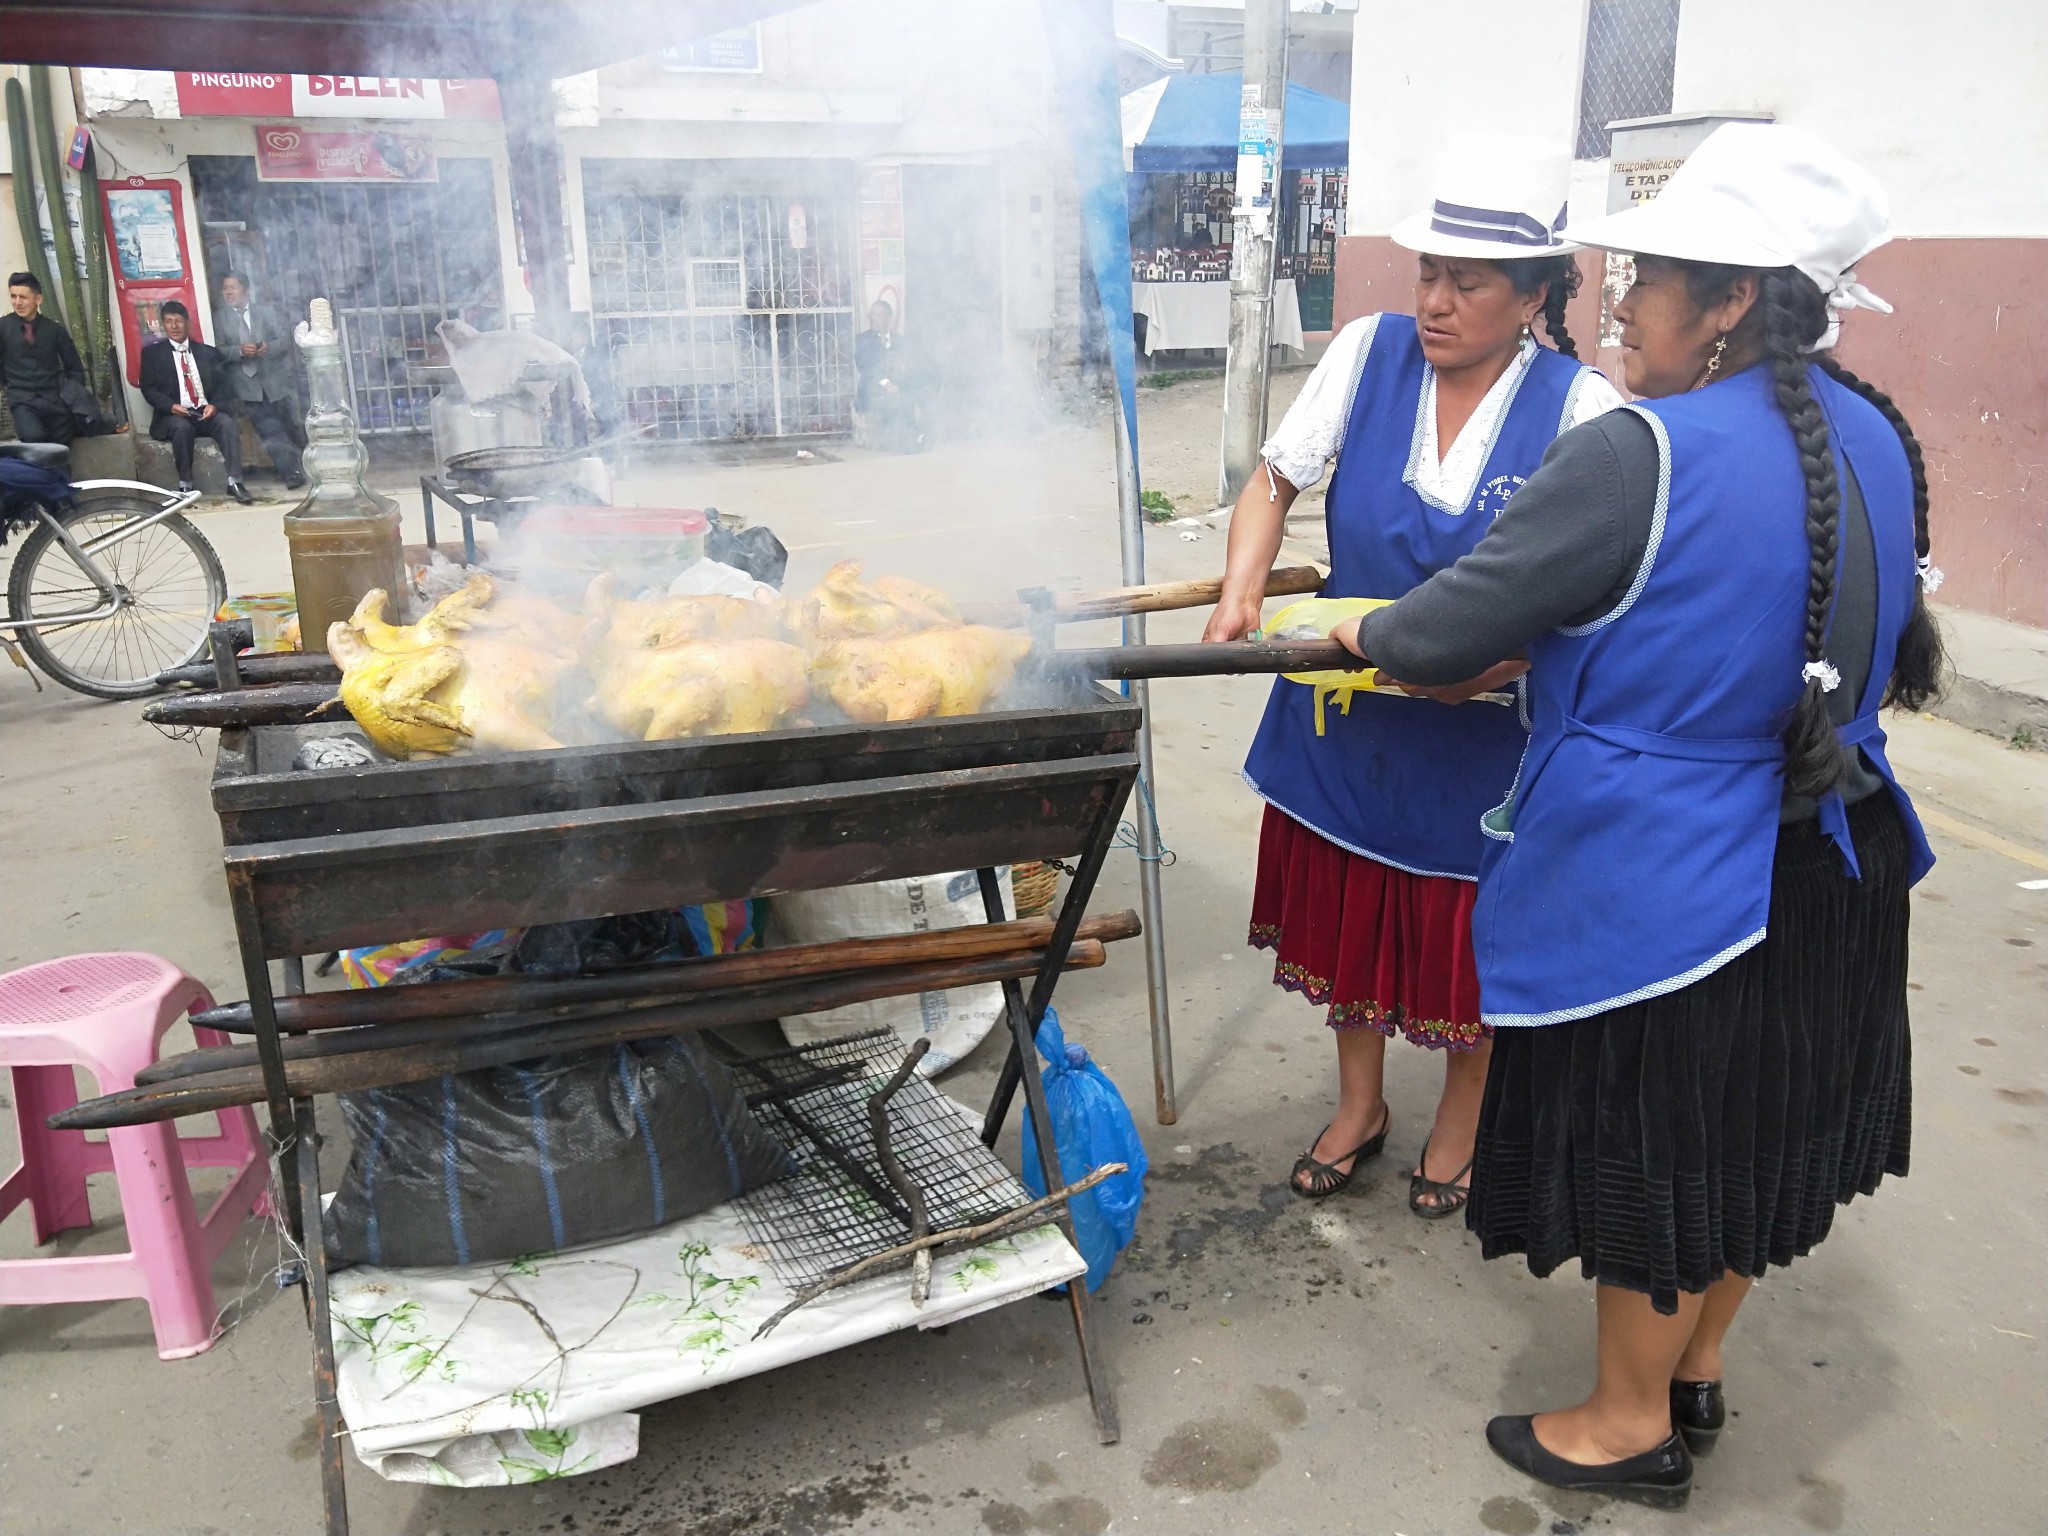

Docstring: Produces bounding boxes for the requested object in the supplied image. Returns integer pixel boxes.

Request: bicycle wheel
[7,495,227,699]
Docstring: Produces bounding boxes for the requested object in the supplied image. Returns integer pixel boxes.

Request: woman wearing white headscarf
[1330,124,1942,1507]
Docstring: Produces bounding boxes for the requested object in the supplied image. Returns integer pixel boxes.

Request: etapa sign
[175,73,499,120]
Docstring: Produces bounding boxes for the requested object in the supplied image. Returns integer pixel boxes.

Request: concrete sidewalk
[1932,603,2048,749]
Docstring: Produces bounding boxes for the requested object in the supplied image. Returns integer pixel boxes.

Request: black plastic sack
[703,515,788,588]
[325,1034,793,1270]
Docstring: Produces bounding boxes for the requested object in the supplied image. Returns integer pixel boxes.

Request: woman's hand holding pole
[1203,461,1299,642]
[1330,614,1529,705]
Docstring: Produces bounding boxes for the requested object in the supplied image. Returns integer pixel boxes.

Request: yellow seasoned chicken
[790,560,960,643]
[328,586,567,758]
[588,636,810,740]
[580,572,784,661]
[811,624,1032,722]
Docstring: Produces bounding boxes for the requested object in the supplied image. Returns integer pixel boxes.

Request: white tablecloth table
[1132,277,1304,354]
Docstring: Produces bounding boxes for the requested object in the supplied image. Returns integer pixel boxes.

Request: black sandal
[1408,1136,1474,1220]
[1289,1106,1390,1199]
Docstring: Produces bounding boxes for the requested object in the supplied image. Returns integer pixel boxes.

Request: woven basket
[1011,861,1059,918]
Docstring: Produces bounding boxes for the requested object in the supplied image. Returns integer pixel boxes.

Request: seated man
[140,300,251,502]
[1,271,86,445]
[853,300,922,453]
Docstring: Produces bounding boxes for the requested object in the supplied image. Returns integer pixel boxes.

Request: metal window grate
[191,158,503,435]
[716,1030,1039,1291]
[1576,0,1683,159]
[585,168,858,442]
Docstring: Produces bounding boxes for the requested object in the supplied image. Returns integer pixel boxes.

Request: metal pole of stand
[1113,405,1178,1125]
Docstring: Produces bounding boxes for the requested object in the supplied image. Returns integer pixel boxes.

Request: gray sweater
[1355,409,1883,820]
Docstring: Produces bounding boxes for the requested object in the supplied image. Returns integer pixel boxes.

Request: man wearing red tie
[139,300,253,503]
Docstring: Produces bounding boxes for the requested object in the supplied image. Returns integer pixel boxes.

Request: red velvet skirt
[1248,804,1488,1051]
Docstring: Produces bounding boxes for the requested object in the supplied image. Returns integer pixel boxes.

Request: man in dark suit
[140,300,252,502]
[2,271,87,445]
[212,271,305,488]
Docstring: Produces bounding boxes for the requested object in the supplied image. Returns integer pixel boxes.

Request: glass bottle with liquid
[284,298,405,650]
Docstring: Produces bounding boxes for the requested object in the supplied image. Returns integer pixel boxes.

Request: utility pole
[1216,0,1289,507]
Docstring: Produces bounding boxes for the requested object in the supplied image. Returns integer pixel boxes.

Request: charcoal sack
[325,1034,793,1270]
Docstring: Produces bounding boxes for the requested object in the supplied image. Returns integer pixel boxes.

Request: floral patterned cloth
[330,1100,1084,1486]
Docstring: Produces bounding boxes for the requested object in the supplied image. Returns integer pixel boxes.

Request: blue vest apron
[1243,316,1599,879]
[1473,363,1935,1027]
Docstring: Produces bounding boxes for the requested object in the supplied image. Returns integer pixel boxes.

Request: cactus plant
[77,141,113,399]
[29,67,85,340]
[5,75,59,311]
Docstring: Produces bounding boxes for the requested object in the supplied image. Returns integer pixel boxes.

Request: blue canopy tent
[1120,72,1349,172]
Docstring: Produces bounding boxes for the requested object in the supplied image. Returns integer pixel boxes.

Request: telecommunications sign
[175,73,500,120]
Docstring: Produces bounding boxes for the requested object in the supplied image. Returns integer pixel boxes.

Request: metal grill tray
[212,680,1139,845]
[722,1030,1034,1290]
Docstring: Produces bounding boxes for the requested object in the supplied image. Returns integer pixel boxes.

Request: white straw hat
[1564,122,1894,341]
[1391,135,1580,260]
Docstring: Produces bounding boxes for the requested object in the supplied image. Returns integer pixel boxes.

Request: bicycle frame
[0,482,203,636]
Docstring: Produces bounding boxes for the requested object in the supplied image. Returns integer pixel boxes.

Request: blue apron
[1243,315,1599,879]
[1474,363,1935,1027]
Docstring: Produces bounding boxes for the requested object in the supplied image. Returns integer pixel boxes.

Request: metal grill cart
[75,684,1144,1535]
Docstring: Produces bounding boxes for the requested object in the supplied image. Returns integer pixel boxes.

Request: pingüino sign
[175,73,500,120]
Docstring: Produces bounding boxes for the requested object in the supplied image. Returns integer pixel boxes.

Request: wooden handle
[1052,564,1323,621]
[56,942,1108,1130]
[190,909,1143,1036]
[1050,639,1367,681]
[141,680,341,728]
[960,565,1324,628]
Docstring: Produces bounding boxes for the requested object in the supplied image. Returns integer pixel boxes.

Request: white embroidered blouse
[1260,314,1625,510]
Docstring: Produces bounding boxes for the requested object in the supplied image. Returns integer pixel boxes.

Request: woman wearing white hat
[1328,123,1943,1506]
[1205,136,1621,1214]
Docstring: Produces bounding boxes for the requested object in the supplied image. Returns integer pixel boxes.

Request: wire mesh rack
[712,1030,1036,1290]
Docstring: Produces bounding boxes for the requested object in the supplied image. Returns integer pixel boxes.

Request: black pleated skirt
[1468,792,1914,1314]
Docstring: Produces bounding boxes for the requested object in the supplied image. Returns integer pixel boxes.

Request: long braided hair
[1681,263,1946,795]
[1499,253,1583,359]
[1811,354,1947,710]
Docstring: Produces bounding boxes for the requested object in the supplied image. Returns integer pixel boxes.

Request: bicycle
[1,439,227,699]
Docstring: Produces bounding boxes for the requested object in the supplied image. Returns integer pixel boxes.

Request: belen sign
[176,73,500,120]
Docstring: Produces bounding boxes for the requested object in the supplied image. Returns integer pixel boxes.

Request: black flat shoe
[1485,1415,1692,1510]
[1670,1379,1725,1456]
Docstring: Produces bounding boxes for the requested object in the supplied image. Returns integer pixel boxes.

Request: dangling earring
[1694,333,1729,390]
[1519,321,1533,344]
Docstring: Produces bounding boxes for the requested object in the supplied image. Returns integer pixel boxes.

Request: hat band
[1428,199,1568,249]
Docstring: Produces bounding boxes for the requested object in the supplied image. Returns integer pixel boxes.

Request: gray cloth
[211,300,298,404]
[1,311,84,401]
[1357,409,1884,818]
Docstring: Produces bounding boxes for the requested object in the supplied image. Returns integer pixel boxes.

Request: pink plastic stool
[0,953,270,1359]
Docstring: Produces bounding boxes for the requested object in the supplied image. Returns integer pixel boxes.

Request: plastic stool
[0,953,270,1358]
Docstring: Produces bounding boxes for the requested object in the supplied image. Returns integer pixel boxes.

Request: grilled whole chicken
[328,582,568,758]
[588,636,810,739]
[791,560,960,642]
[811,624,1033,722]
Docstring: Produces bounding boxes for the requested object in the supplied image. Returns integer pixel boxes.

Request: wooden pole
[53,942,1108,1131]
[191,909,1141,1036]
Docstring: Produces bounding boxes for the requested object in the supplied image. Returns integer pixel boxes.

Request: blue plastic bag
[1018,1007,1149,1292]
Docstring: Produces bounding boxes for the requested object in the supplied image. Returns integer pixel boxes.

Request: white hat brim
[1563,198,1792,268]
[1390,209,1582,261]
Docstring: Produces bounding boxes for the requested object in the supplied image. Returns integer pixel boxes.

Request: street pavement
[1,376,2042,1535]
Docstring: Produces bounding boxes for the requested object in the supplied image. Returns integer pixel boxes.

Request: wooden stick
[190,910,1142,1036]
[751,1161,1128,1340]
[53,942,1108,1131]
[141,681,341,728]
[1050,638,1368,680]
[1053,564,1323,622]
[157,653,341,689]
[960,564,1323,628]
